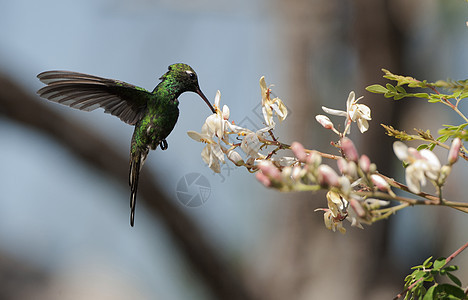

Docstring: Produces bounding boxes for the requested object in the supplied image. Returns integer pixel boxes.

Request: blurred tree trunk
[252,1,404,299]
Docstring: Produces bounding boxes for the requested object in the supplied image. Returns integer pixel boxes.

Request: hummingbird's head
[161,63,216,113]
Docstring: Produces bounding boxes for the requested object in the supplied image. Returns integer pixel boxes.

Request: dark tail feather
[129,148,148,227]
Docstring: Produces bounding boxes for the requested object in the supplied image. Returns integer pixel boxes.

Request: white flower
[227,149,244,166]
[187,130,225,173]
[363,198,390,210]
[203,90,231,140]
[346,91,371,133]
[322,91,371,133]
[259,76,288,127]
[393,141,442,193]
[322,210,347,234]
[315,191,349,234]
[240,132,261,158]
[316,192,368,233]
[187,91,232,174]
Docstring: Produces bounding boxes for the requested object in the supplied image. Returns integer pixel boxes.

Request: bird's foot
[160,139,168,150]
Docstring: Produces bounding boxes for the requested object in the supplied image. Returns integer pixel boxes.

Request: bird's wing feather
[37,71,151,125]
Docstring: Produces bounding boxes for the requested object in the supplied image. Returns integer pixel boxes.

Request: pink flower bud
[337,158,347,174]
[306,150,322,166]
[256,172,271,187]
[349,197,366,218]
[257,161,281,181]
[448,137,461,165]
[341,138,359,162]
[336,158,357,178]
[359,155,371,173]
[291,141,307,162]
[370,174,390,191]
[315,115,334,129]
[318,165,340,187]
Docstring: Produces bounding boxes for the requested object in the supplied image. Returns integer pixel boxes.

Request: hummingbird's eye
[186,70,196,79]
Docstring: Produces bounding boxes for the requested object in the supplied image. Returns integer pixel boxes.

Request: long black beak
[195,87,216,113]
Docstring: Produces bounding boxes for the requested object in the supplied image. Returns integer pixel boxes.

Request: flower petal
[322,106,347,117]
[393,141,409,161]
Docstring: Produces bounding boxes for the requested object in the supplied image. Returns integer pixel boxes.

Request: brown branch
[0,73,257,300]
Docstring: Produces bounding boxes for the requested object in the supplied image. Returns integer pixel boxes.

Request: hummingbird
[37,63,216,226]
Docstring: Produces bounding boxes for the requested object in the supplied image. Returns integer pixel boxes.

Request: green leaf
[423,256,433,268]
[438,135,449,143]
[446,272,462,287]
[423,285,436,300]
[444,265,458,272]
[417,144,429,150]
[366,84,388,94]
[413,93,430,99]
[434,283,466,299]
[386,83,397,92]
[396,85,407,93]
[433,258,446,270]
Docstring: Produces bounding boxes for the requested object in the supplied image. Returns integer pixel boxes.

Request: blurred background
[1,0,467,299]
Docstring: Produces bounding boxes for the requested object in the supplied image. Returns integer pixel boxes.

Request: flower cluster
[257,138,393,233]
[393,138,462,194]
[188,75,465,234]
[188,77,291,173]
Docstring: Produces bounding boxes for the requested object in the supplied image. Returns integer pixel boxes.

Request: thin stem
[355,191,468,209]
[372,203,409,221]
[426,83,468,122]
[446,241,468,264]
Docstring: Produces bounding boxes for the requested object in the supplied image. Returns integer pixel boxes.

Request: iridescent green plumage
[37,63,215,226]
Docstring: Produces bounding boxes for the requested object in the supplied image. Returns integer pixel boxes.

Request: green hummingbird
[37,63,215,226]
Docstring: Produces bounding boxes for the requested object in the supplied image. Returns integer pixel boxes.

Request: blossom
[317,165,340,187]
[370,174,390,191]
[358,155,371,173]
[340,137,359,162]
[322,91,371,133]
[393,141,442,193]
[187,130,225,173]
[448,137,462,165]
[256,160,281,187]
[187,91,232,173]
[337,158,357,178]
[203,90,231,140]
[315,191,349,234]
[315,115,334,129]
[240,132,262,158]
[227,149,244,166]
[291,141,307,162]
[322,210,347,234]
[260,76,288,127]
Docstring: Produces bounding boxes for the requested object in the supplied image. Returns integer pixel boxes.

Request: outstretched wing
[37,71,152,125]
